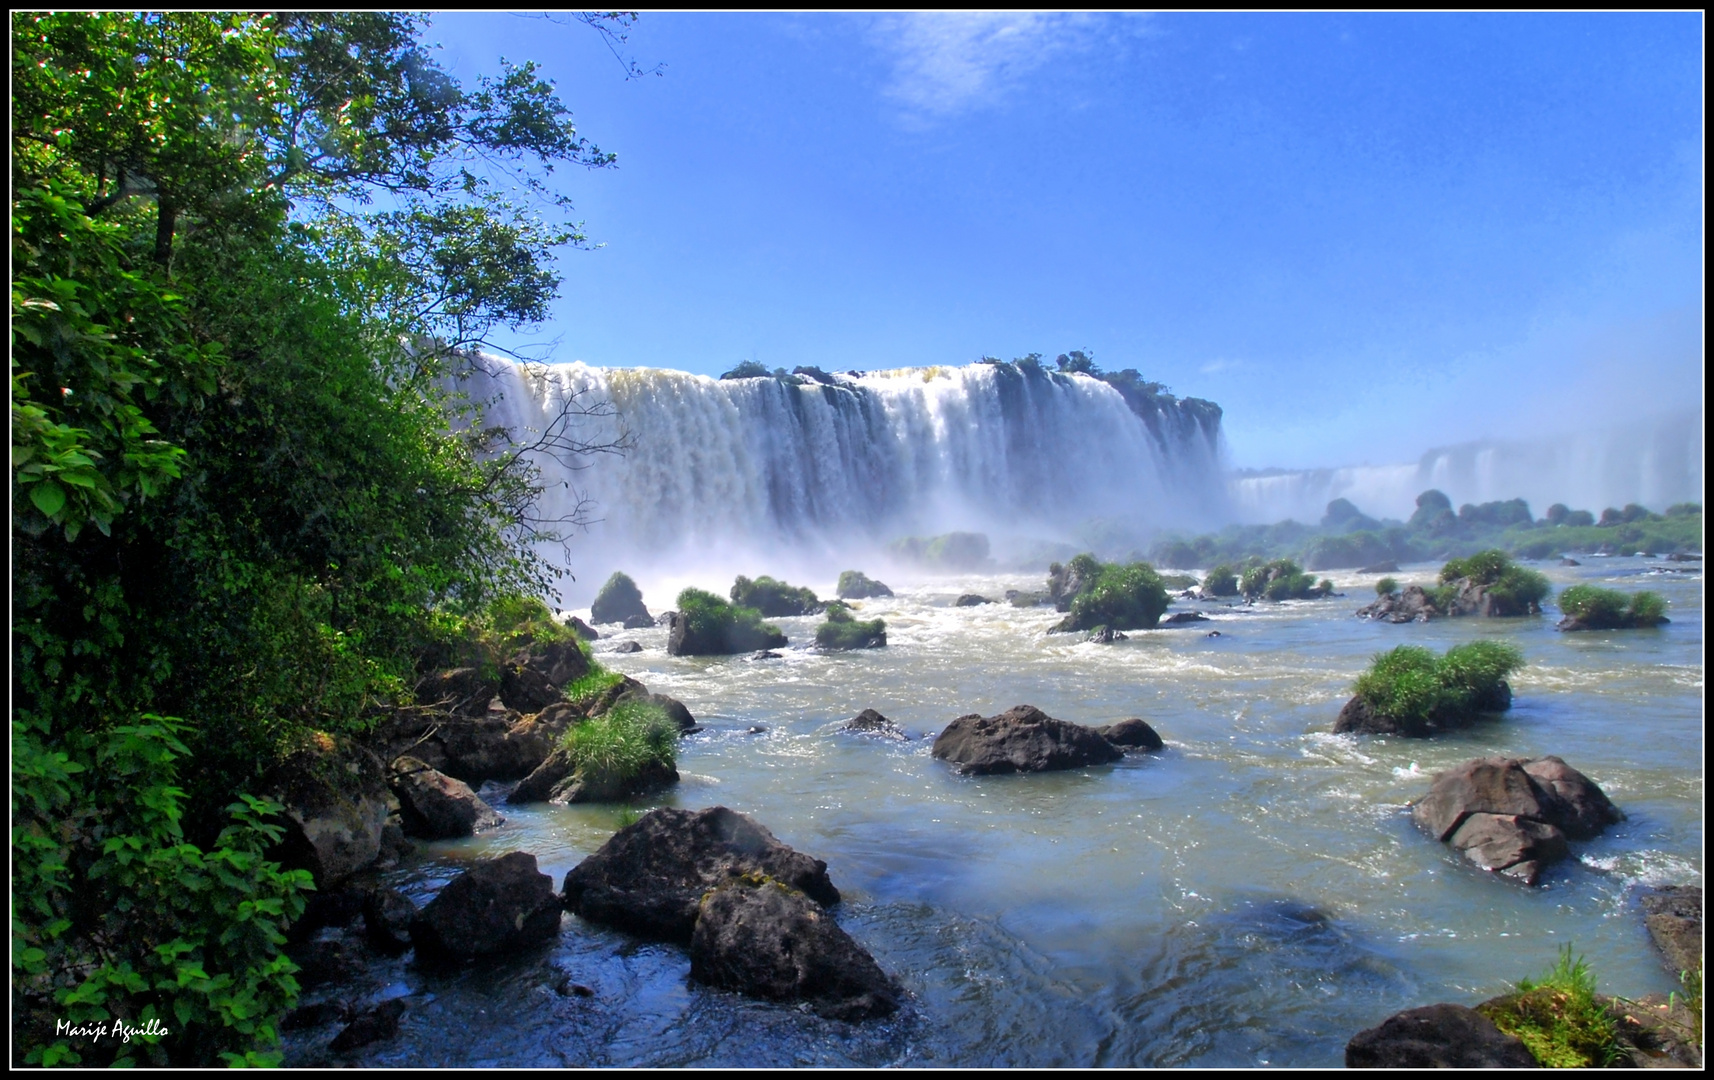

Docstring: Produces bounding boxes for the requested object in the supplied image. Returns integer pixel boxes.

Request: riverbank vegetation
[13,12,631,1065]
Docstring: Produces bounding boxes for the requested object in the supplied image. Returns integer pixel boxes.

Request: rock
[508,745,678,806]
[1087,624,1128,643]
[932,705,1124,776]
[1560,557,1581,567]
[613,640,643,653]
[410,851,563,959]
[1096,718,1164,751]
[842,708,907,741]
[1355,584,1441,624]
[836,571,894,600]
[329,998,407,1053]
[567,616,600,641]
[1334,681,1511,738]
[281,1000,347,1031]
[1357,560,1402,574]
[954,593,992,607]
[266,737,390,887]
[370,705,578,786]
[747,725,768,735]
[289,887,366,943]
[1445,577,1542,618]
[1345,1003,1537,1068]
[414,667,499,716]
[374,820,414,869]
[1410,756,1620,884]
[499,654,566,714]
[562,806,840,944]
[622,613,655,630]
[1639,886,1702,977]
[388,756,503,839]
[689,877,901,1021]
[1007,590,1049,608]
[363,887,418,954]
[1665,552,1701,562]
[748,650,782,660]
[287,937,363,991]
[1159,611,1210,627]
[592,572,651,625]
[666,609,787,656]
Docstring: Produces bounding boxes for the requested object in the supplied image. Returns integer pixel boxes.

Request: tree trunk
[153,197,177,270]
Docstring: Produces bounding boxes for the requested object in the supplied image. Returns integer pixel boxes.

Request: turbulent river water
[285,556,1702,1068]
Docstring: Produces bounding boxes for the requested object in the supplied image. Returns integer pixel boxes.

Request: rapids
[285,556,1702,1068]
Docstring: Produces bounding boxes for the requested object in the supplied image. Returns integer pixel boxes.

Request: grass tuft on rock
[560,699,678,784]
[730,574,823,617]
[675,587,787,654]
[1477,945,1625,1068]
[1559,585,1669,629]
[1353,640,1523,729]
[1437,549,1551,613]
[814,602,886,649]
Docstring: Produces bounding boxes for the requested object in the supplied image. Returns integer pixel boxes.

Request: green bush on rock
[1049,558,1170,633]
[1240,558,1331,601]
[1435,550,1551,616]
[730,575,824,617]
[591,572,650,625]
[1338,641,1523,736]
[1557,585,1670,630]
[814,602,887,650]
[836,570,893,599]
[670,588,787,656]
[1476,946,1625,1068]
[1203,564,1239,596]
[559,699,679,791]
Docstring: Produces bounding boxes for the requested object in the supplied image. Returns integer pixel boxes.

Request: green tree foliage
[13,12,628,1065]
[1203,565,1239,596]
[1352,641,1523,729]
[1375,576,1399,597]
[730,574,824,617]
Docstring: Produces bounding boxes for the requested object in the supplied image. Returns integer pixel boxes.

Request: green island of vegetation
[730,574,825,617]
[671,588,788,655]
[1557,585,1670,631]
[1047,554,1171,633]
[1336,641,1524,737]
[814,602,887,649]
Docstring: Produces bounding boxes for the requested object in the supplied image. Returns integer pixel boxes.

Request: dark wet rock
[746,725,768,735]
[1047,558,1098,611]
[1358,560,1402,574]
[1640,886,1703,977]
[622,613,655,630]
[1333,681,1511,738]
[388,756,503,839]
[370,705,579,786]
[567,616,600,641]
[287,936,364,992]
[748,649,782,660]
[592,572,651,625]
[499,658,564,714]
[836,570,894,600]
[410,851,563,960]
[363,887,418,954]
[1345,1003,1537,1068]
[613,640,643,653]
[562,806,839,944]
[932,705,1124,776]
[551,973,595,997]
[842,708,908,741]
[329,998,407,1053]
[666,609,787,656]
[1665,551,1701,562]
[1355,584,1441,624]
[1006,589,1050,607]
[1206,630,1222,638]
[508,745,677,806]
[374,820,414,870]
[1560,557,1582,567]
[1159,611,1210,627]
[954,593,993,607]
[1444,577,1542,618]
[288,887,366,944]
[281,1000,348,1031]
[265,738,390,887]
[689,877,902,1021]
[1096,718,1164,751]
[1086,624,1128,643]
[1410,756,1620,884]
[414,667,498,716]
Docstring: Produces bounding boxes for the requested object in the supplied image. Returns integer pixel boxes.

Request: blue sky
[429,12,1702,469]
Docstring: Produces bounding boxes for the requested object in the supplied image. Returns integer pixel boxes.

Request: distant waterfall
[459,358,1228,591]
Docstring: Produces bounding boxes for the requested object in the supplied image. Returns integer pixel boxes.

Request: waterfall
[457,357,1229,598]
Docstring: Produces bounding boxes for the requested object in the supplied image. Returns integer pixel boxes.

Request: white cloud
[871,12,1125,120]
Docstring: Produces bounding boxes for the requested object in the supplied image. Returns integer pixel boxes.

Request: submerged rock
[689,876,901,1021]
[841,708,908,741]
[954,593,992,607]
[612,640,644,653]
[1411,756,1621,885]
[622,613,655,630]
[410,851,563,959]
[1354,585,1441,624]
[1345,1003,1537,1068]
[388,756,504,839]
[1159,611,1210,627]
[1639,885,1702,978]
[562,806,840,944]
[1096,718,1164,751]
[932,705,1124,775]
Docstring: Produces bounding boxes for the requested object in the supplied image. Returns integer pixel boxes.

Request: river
[284,554,1702,1067]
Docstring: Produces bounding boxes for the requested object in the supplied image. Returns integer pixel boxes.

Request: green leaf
[29,481,67,517]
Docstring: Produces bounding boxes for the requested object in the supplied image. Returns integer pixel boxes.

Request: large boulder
[388,755,504,839]
[932,705,1124,775]
[1355,585,1441,624]
[689,877,901,1021]
[836,570,893,600]
[1334,681,1511,738]
[1345,1003,1537,1068]
[562,806,840,944]
[666,609,787,657]
[1411,756,1621,884]
[1640,886,1702,977]
[414,667,499,715]
[1096,718,1164,751]
[591,571,651,625]
[369,703,580,785]
[265,736,390,887]
[410,851,563,959]
[508,743,678,805]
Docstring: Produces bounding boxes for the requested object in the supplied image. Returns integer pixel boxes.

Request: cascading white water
[457,357,1229,599]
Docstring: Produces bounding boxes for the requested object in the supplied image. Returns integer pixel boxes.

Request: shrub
[1352,641,1523,729]
[814,602,887,649]
[730,574,822,617]
[1241,558,1325,601]
[590,572,648,624]
[673,587,787,655]
[1375,576,1399,597]
[1665,502,1701,518]
[1559,585,1669,629]
[1477,946,1624,1068]
[1563,509,1596,527]
[1438,549,1550,614]
[1204,565,1239,596]
[1058,561,1170,632]
[1628,591,1668,625]
[559,700,677,784]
